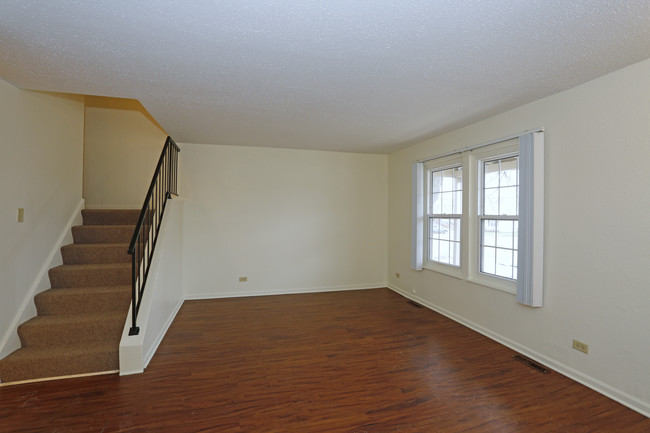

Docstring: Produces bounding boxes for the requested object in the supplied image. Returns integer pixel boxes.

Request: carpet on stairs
[0,209,140,384]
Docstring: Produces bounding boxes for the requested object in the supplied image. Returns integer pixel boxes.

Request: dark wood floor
[1,288,648,432]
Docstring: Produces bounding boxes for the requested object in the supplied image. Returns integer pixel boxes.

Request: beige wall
[180,143,388,298]
[387,58,650,415]
[0,79,84,357]
[83,97,167,208]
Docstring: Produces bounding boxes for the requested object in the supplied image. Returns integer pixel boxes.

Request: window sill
[423,263,464,280]
[423,264,516,296]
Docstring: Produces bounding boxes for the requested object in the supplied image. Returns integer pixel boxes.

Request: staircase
[0,209,139,383]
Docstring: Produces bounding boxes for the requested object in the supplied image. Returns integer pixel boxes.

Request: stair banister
[127,136,180,336]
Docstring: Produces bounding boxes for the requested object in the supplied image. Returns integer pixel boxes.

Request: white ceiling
[1,1,649,153]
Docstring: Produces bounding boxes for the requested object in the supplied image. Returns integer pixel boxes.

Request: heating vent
[513,354,551,374]
[407,300,424,309]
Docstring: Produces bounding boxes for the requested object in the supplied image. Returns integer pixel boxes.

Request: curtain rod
[416,127,544,164]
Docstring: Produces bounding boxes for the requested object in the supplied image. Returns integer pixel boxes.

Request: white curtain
[517,131,545,307]
[411,162,424,270]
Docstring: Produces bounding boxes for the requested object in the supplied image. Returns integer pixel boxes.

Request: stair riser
[35,290,131,315]
[18,320,125,348]
[0,349,118,383]
[72,226,134,244]
[61,245,130,264]
[49,267,130,288]
[82,209,141,226]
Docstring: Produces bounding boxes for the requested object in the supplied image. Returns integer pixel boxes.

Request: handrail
[127,136,180,336]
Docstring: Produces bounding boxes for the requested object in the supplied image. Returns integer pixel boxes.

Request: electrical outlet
[395,272,400,278]
[572,339,589,354]
[17,208,24,222]
[238,276,247,283]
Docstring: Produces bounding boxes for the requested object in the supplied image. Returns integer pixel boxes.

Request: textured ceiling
[1,1,649,153]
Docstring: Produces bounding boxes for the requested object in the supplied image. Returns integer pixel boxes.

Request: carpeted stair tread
[81,209,141,226]
[0,207,138,384]
[35,286,131,315]
[18,311,127,348]
[49,263,130,288]
[0,343,119,383]
[61,243,130,264]
[72,225,135,244]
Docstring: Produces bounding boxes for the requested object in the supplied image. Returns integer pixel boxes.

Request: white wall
[387,58,650,415]
[84,98,167,209]
[180,143,387,298]
[0,79,84,358]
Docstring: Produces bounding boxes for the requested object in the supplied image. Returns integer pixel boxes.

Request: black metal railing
[127,136,180,336]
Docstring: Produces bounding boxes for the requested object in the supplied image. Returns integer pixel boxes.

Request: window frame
[422,154,464,279]
[467,139,519,294]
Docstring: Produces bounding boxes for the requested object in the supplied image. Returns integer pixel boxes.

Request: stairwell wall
[83,97,167,209]
[0,79,85,361]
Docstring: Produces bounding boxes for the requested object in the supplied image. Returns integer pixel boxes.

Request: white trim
[0,199,85,362]
[185,283,386,300]
[387,284,650,418]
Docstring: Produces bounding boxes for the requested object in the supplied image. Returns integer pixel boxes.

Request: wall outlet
[238,276,247,283]
[395,272,400,278]
[572,339,589,354]
[17,208,24,222]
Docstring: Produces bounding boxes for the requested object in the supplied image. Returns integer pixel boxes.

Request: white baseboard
[387,284,650,418]
[184,283,386,301]
[0,199,85,362]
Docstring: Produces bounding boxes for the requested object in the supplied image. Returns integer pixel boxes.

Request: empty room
[1,1,650,432]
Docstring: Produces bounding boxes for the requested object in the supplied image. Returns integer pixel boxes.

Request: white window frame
[422,154,464,279]
[467,139,519,294]
[411,130,544,307]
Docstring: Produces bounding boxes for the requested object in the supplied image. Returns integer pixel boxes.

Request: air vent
[513,354,551,374]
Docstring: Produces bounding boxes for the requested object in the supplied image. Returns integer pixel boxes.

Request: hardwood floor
[1,288,648,432]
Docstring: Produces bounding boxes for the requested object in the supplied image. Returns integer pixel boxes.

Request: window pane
[513,221,519,250]
[449,218,460,242]
[439,240,450,263]
[482,220,496,247]
[454,166,463,189]
[441,191,453,214]
[429,239,439,262]
[431,171,442,193]
[500,186,518,216]
[500,157,518,187]
[453,190,462,213]
[482,246,496,274]
[496,220,514,249]
[484,160,499,188]
[496,248,514,279]
[431,192,441,214]
[428,217,460,267]
[513,251,518,280]
[484,188,498,215]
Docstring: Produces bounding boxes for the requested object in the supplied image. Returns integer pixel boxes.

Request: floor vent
[407,300,424,309]
[513,354,551,374]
